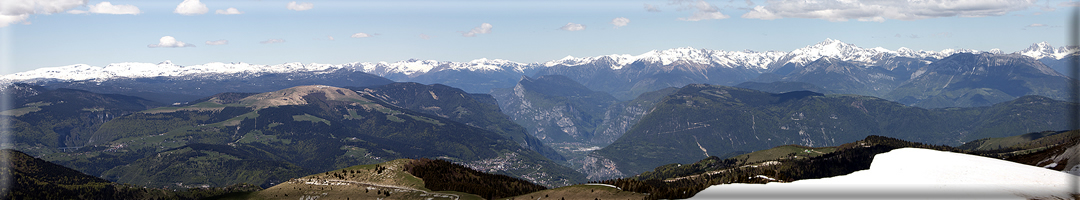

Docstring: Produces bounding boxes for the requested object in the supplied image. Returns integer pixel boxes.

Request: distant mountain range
[8,39,1067,83]
[3,39,1075,104]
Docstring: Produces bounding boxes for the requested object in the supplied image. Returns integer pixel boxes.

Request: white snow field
[692,148,1079,199]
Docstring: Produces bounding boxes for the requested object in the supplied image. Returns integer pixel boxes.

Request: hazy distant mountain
[776,57,901,96]
[581,84,1071,180]
[3,63,393,103]
[734,81,835,94]
[884,53,1069,108]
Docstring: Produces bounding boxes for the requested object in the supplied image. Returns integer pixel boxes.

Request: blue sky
[0,0,1075,74]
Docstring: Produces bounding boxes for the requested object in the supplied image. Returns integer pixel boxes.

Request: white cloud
[351,32,372,38]
[742,0,1035,22]
[743,6,779,20]
[1026,23,1047,27]
[1061,1,1080,7]
[672,0,729,21]
[559,22,586,31]
[611,17,630,28]
[174,0,208,15]
[148,36,195,48]
[0,14,30,27]
[67,9,87,14]
[1,0,85,27]
[644,3,661,12]
[287,1,313,11]
[88,2,140,15]
[215,7,243,15]
[327,36,334,40]
[205,40,228,45]
[1,0,85,15]
[260,39,285,44]
[462,23,493,37]
[419,34,432,39]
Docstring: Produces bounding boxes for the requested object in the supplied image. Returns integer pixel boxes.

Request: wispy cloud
[149,36,195,48]
[215,7,243,15]
[419,34,432,40]
[611,17,629,28]
[174,0,208,15]
[931,32,952,38]
[1,0,85,27]
[743,0,1034,22]
[260,39,285,44]
[205,40,228,45]
[462,23,493,37]
[672,0,729,21]
[69,2,141,15]
[351,32,372,38]
[559,23,586,31]
[327,36,335,40]
[287,1,313,11]
[1061,1,1080,7]
[644,3,661,12]
[1026,23,1048,27]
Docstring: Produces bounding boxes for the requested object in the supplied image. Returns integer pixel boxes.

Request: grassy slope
[959,130,1078,151]
[233,159,485,200]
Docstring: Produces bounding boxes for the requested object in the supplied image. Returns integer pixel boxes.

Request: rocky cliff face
[491,76,685,177]
[590,87,679,145]
[490,75,617,144]
[356,82,566,162]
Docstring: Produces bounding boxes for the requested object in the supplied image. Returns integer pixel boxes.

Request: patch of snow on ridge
[692,148,1079,199]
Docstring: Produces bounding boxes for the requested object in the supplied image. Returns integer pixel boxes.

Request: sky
[0,0,1076,74]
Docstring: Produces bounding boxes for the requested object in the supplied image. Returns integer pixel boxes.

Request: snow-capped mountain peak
[1018,42,1072,60]
[4,39,1070,84]
[786,39,886,65]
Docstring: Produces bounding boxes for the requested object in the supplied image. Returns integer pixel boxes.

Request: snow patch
[693,148,1080,199]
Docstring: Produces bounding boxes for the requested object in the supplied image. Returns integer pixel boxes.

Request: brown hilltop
[237,85,374,109]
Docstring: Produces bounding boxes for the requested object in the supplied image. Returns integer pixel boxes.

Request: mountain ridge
[4,40,1071,84]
